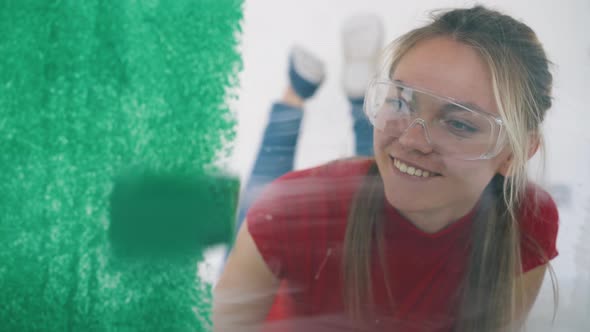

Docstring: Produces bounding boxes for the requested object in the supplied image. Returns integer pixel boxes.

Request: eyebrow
[393,79,488,114]
[440,103,474,114]
[456,102,486,114]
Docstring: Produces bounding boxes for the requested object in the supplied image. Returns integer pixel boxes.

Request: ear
[497,154,513,177]
[497,133,540,177]
[527,133,541,159]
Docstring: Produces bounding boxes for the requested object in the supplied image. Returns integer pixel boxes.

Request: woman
[214,6,559,332]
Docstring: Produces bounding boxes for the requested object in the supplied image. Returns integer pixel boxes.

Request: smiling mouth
[389,156,441,178]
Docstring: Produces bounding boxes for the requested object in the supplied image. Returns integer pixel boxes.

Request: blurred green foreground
[0,1,243,330]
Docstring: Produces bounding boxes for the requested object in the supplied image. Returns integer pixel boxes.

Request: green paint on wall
[0,1,243,330]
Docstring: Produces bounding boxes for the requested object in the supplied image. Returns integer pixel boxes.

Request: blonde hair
[343,6,556,331]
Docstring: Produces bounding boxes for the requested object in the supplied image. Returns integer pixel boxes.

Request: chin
[382,183,439,213]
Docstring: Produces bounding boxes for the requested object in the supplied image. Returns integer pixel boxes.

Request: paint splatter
[0,1,242,330]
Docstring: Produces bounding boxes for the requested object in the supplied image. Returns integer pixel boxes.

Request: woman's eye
[444,119,478,134]
[385,98,411,113]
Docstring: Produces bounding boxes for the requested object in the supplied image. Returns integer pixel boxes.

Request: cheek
[443,159,500,195]
[373,129,394,152]
[444,149,509,185]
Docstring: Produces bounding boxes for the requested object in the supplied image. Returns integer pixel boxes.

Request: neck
[398,199,477,234]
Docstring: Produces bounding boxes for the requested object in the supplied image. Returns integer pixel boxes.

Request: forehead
[392,36,498,115]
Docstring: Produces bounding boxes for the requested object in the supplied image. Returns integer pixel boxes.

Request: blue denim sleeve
[351,102,374,156]
[234,102,303,231]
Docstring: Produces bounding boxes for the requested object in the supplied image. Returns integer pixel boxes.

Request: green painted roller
[0,0,243,331]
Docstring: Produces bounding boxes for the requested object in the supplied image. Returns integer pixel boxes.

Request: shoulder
[251,157,374,205]
[518,183,560,272]
[246,157,375,234]
[519,183,559,234]
[246,157,374,220]
[278,157,374,181]
[245,158,374,277]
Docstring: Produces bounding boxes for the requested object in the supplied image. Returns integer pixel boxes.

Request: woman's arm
[213,221,280,332]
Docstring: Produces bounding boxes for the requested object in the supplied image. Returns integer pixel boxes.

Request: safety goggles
[364,78,506,160]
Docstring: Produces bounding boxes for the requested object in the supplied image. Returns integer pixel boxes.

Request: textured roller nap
[0,0,243,331]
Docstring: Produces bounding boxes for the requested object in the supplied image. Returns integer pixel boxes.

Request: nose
[398,118,434,154]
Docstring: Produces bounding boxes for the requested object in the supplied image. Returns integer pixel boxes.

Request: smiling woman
[214,5,558,332]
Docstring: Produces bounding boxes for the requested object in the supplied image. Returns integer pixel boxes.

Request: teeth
[392,157,435,178]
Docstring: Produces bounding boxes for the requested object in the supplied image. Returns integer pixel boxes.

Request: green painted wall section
[0,1,243,330]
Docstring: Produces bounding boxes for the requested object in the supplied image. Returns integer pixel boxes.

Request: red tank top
[247,158,558,332]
